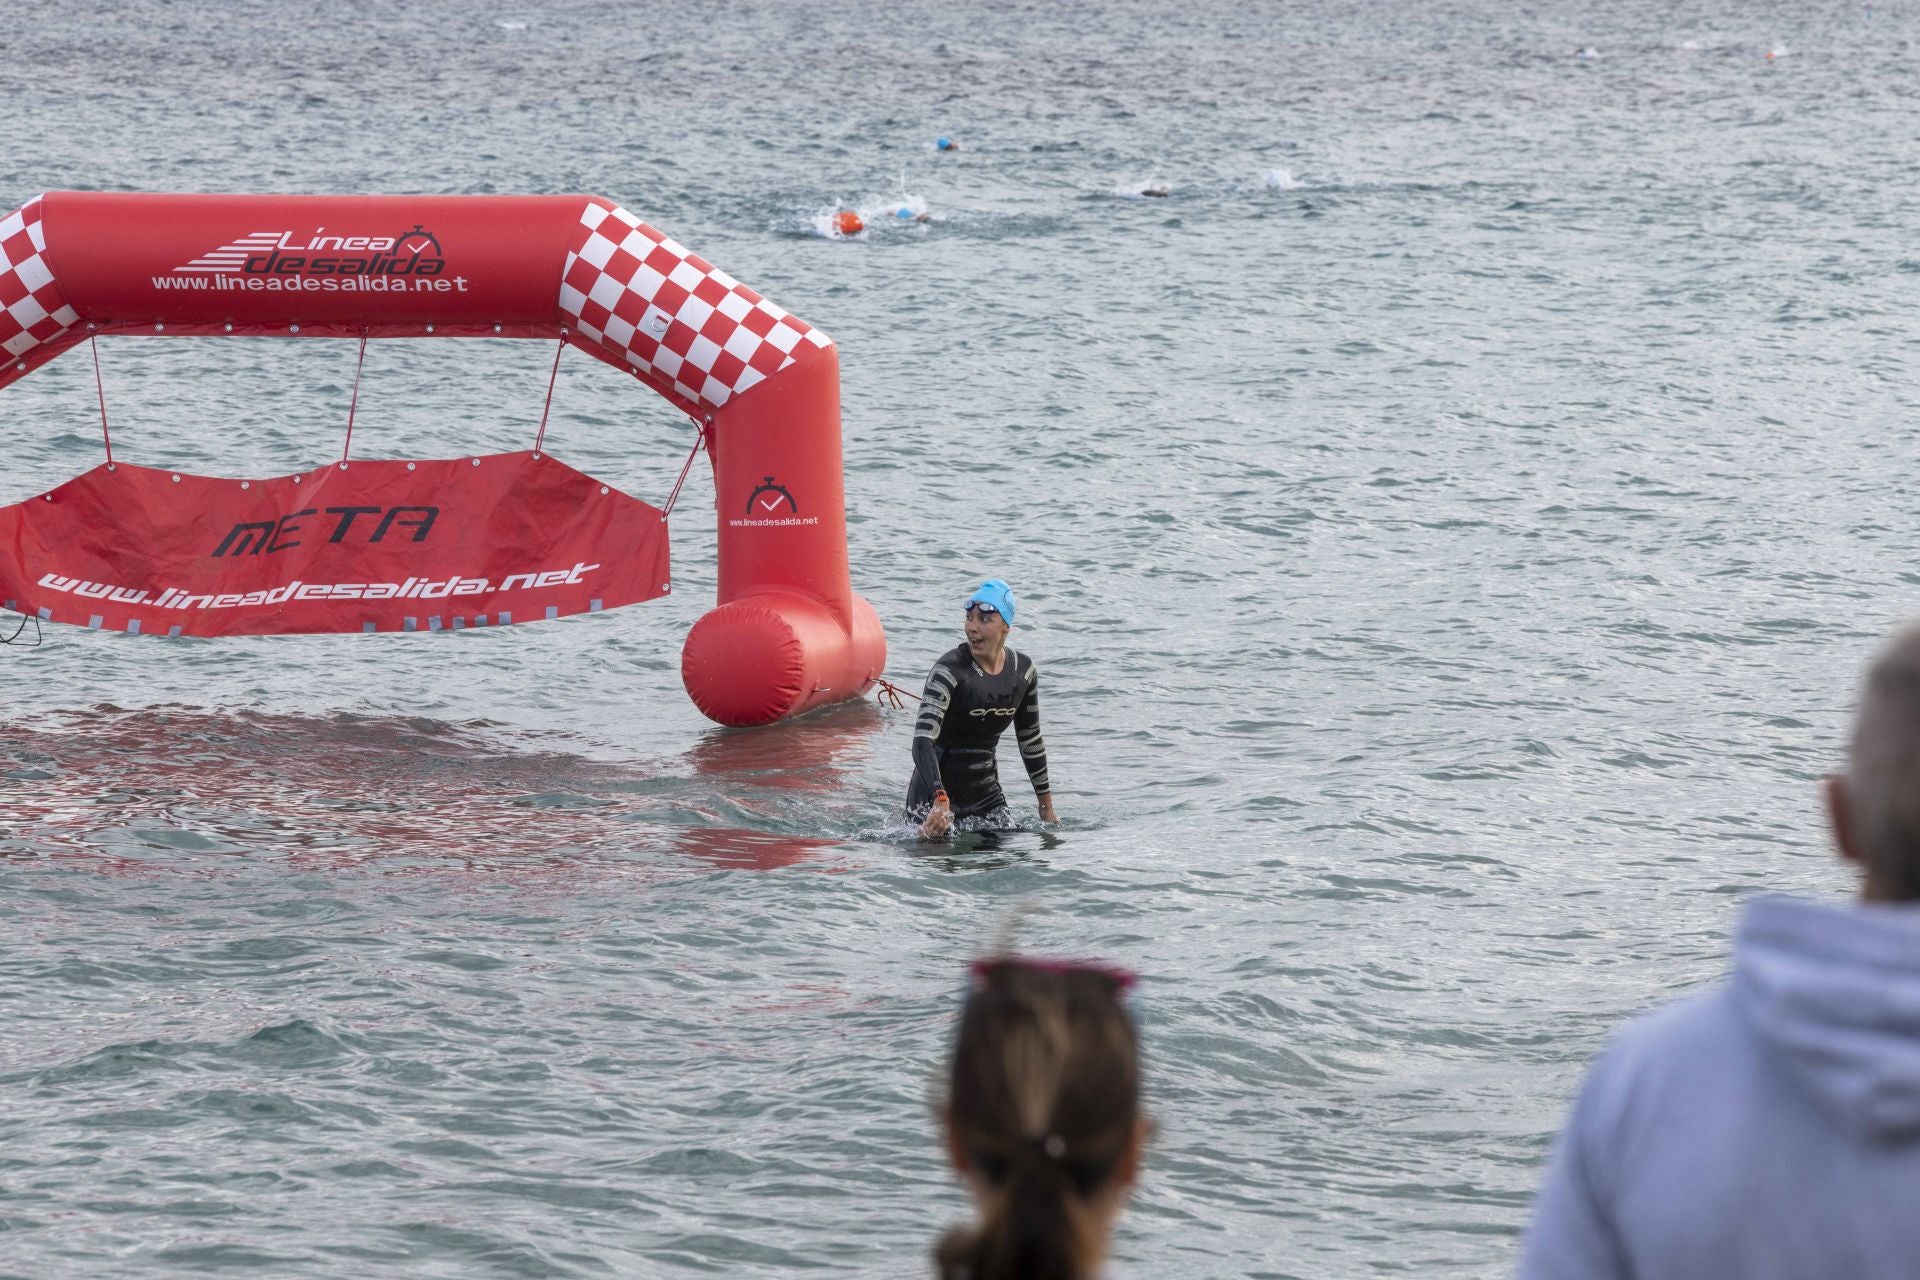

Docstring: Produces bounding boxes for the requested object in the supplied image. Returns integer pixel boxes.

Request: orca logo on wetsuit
[969,706,1017,717]
[744,476,798,516]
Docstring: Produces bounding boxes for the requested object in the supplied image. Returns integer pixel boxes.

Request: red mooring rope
[660,418,710,520]
[874,677,920,709]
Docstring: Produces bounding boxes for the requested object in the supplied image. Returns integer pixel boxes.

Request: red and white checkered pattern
[559,200,831,413]
[0,195,80,373]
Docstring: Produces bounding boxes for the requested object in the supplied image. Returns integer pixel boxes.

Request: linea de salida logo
[159,224,469,293]
[176,224,445,276]
[727,475,818,529]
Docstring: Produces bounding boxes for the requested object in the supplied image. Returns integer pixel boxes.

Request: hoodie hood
[1735,894,1920,1138]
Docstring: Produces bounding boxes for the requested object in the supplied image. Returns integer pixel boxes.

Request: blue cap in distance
[936,135,956,151]
[965,579,1016,625]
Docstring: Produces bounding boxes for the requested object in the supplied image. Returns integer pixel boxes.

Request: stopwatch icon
[391,224,443,260]
[745,476,797,516]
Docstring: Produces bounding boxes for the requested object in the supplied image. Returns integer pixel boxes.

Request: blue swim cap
[936,136,955,151]
[964,579,1016,625]
[896,206,916,219]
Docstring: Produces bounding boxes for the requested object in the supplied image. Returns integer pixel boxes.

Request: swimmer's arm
[1016,664,1057,822]
[912,664,956,800]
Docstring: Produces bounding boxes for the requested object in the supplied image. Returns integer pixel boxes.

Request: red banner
[0,452,669,637]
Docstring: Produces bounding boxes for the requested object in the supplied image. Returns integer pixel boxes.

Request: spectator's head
[935,956,1146,1280]
[1830,625,1920,901]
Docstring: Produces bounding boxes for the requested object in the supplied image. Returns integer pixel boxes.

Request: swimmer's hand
[920,793,954,839]
[1038,794,1058,824]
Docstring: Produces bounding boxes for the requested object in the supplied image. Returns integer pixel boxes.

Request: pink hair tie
[969,955,1138,993]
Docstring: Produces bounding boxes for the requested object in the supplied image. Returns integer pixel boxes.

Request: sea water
[3,1,1917,1274]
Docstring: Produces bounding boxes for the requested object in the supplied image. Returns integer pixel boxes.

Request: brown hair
[935,957,1142,1280]
[1847,625,1920,900]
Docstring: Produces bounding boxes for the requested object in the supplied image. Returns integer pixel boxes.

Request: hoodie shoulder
[1566,986,1758,1178]
[1584,987,1746,1110]
[1533,933,1920,1278]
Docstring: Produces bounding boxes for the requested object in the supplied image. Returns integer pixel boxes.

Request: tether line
[88,330,112,466]
[341,330,368,463]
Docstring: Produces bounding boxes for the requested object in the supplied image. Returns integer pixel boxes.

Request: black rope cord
[0,610,43,648]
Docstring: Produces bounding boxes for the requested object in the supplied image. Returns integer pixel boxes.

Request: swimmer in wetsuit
[906,579,1059,839]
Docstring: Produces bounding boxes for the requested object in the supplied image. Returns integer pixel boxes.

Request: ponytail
[936,1151,1089,1280]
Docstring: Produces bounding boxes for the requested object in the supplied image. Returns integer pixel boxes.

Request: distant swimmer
[834,209,866,236]
[1140,183,1170,197]
[906,579,1057,839]
[936,135,961,152]
[895,205,931,222]
[1575,46,1600,60]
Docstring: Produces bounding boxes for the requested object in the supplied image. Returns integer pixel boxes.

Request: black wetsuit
[904,644,1051,824]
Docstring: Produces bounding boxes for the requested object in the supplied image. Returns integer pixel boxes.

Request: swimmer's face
[964,605,1008,653]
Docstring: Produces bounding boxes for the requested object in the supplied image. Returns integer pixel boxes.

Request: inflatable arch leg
[681,346,886,725]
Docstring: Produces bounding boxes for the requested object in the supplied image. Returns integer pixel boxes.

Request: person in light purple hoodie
[1520,624,1920,1279]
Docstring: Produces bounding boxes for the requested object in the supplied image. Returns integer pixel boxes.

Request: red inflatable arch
[0,191,885,726]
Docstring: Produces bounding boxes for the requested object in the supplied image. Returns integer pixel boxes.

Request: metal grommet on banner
[471,458,480,468]
[241,481,250,489]
[171,475,181,484]
[425,324,435,334]
[407,462,416,471]
[224,323,233,333]
[153,323,164,332]
[290,324,300,334]
[493,324,503,334]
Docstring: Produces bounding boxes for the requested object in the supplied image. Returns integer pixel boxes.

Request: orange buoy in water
[835,209,865,236]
